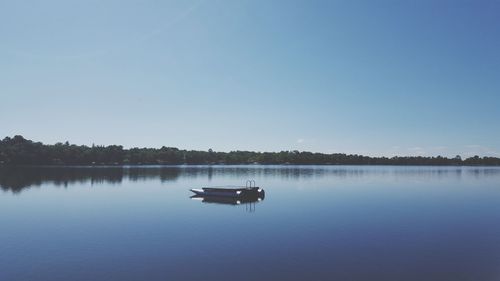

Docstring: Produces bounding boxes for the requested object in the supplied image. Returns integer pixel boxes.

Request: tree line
[0,135,499,166]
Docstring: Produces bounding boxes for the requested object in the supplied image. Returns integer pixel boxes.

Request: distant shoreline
[1,164,500,168]
[1,135,499,166]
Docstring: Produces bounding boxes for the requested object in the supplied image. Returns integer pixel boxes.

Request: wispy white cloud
[432,146,448,150]
[463,144,500,157]
[386,144,499,158]
[385,145,451,157]
[408,147,426,156]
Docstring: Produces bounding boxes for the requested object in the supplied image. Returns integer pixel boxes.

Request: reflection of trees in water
[1,166,500,193]
[126,166,182,182]
[177,166,320,180]
[0,167,125,193]
[0,166,184,193]
[174,166,500,181]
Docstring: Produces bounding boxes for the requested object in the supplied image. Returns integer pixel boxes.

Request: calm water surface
[1,165,500,281]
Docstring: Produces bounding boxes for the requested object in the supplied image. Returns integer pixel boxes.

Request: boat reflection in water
[190,192,265,212]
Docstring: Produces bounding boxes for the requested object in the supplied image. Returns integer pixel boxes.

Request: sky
[1,0,499,157]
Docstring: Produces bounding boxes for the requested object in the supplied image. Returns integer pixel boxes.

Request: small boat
[190,193,265,205]
[190,180,265,199]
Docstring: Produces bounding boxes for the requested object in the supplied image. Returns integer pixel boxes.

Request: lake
[1,165,500,281]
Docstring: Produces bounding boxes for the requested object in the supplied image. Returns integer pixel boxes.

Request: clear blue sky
[1,0,499,157]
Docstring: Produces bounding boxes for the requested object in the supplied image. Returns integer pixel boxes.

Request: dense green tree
[0,135,499,166]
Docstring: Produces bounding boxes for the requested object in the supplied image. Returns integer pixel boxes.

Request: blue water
[1,166,500,281]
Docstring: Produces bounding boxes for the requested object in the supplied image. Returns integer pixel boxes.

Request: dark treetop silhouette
[1,135,499,166]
